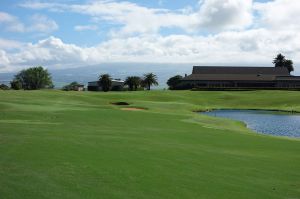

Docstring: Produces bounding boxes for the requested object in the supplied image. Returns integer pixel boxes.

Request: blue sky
[0,0,299,74]
[1,0,269,45]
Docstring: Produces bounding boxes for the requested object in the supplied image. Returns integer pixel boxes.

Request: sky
[0,0,300,75]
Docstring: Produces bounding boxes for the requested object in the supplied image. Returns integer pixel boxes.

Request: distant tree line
[98,73,158,92]
[1,53,294,91]
[2,67,159,92]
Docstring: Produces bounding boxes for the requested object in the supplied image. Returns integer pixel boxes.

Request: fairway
[0,90,299,199]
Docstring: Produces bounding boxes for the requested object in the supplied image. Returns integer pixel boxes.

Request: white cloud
[74,25,98,31]
[2,29,299,72]
[0,38,23,50]
[0,50,10,64]
[0,12,58,33]
[19,0,254,35]
[18,1,67,12]
[69,1,191,35]
[194,0,253,31]
[19,0,300,36]
[0,12,25,32]
[10,37,88,69]
[254,0,300,31]
[1,0,298,74]
[0,50,11,71]
[27,14,58,33]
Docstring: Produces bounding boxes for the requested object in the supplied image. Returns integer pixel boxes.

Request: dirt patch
[111,102,130,106]
[121,107,147,111]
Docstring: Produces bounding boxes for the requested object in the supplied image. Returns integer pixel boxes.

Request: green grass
[0,90,299,199]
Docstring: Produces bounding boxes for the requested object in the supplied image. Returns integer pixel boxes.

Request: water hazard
[202,110,300,138]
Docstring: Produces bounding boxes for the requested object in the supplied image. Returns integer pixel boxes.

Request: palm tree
[273,53,294,74]
[99,74,112,92]
[273,53,286,68]
[143,73,158,90]
[125,76,142,91]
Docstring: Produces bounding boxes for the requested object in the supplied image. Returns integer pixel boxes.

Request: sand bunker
[111,102,130,106]
[121,107,146,111]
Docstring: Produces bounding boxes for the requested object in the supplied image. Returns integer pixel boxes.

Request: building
[88,79,125,91]
[180,66,300,89]
[75,84,85,91]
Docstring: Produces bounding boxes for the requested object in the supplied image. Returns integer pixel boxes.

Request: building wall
[276,81,300,88]
[76,87,84,91]
[180,80,300,89]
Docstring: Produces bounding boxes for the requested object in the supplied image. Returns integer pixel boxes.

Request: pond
[201,110,300,138]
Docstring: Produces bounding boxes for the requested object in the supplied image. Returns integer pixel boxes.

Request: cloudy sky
[0,0,300,74]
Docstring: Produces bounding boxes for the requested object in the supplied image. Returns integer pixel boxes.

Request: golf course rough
[0,90,299,199]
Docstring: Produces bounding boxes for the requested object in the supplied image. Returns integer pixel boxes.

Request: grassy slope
[0,90,299,199]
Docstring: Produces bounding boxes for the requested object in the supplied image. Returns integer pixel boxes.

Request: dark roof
[183,74,277,81]
[180,66,295,81]
[192,66,290,76]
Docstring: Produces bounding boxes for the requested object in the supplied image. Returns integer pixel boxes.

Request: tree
[12,66,53,90]
[284,59,294,74]
[125,76,142,91]
[10,80,22,90]
[273,53,294,73]
[167,75,183,90]
[0,84,10,90]
[273,53,286,68]
[142,73,158,90]
[99,74,112,92]
[62,82,82,91]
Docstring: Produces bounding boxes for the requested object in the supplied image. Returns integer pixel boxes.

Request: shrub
[167,75,183,90]
[10,80,22,90]
[0,84,10,90]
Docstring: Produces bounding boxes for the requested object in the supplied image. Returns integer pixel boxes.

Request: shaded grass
[0,90,299,199]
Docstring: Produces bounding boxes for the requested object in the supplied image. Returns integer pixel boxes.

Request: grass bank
[0,90,299,199]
